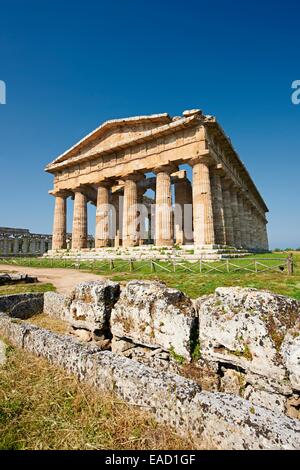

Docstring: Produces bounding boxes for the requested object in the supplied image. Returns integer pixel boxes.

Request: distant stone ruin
[1,281,300,449]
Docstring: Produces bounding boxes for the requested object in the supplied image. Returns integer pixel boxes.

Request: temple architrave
[45,109,269,255]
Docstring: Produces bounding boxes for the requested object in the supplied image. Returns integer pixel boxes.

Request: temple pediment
[46,113,173,171]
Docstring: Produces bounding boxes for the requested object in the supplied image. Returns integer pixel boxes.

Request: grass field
[0,252,299,299]
[0,340,192,450]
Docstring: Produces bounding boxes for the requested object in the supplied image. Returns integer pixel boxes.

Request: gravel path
[0,264,104,294]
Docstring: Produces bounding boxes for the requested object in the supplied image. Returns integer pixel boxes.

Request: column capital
[121,172,145,183]
[50,189,71,198]
[154,164,177,175]
[189,155,214,167]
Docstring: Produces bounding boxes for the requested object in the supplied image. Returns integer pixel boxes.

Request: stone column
[191,160,215,247]
[72,190,88,250]
[155,166,174,246]
[111,191,121,248]
[231,187,242,248]
[243,200,252,249]
[122,175,140,248]
[95,183,110,248]
[3,238,9,256]
[262,220,269,251]
[22,238,29,254]
[210,171,226,245]
[237,193,247,248]
[52,192,67,250]
[13,238,19,255]
[222,179,235,246]
[174,177,193,245]
[29,239,36,254]
[40,239,46,254]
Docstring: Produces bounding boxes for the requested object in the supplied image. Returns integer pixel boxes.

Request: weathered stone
[66,281,120,333]
[0,338,6,366]
[111,337,135,354]
[244,385,286,414]
[196,287,300,392]
[72,327,92,342]
[220,368,245,395]
[286,394,300,420]
[111,280,197,360]
[44,291,69,320]
[0,312,299,450]
[0,293,44,319]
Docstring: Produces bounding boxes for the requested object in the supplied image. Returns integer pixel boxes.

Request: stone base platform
[44,244,263,261]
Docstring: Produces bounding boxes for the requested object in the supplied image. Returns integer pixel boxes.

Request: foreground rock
[111,280,197,360]
[0,338,6,366]
[0,273,38,285]
[0,313,299,450]
[196,287,300,418]
[0,293,44,319]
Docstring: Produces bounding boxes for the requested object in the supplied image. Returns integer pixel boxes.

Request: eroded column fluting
[122,176,140,248]
[191,160,215,246]
[72,190,88,250]
[174,176,193,245]
[222,180,235,246]
[52,192,67,250]
[231,187,242,248]
[237,193,247,248]
[210,171,226,245]
[155,167,174,246]
[95,183,110,248]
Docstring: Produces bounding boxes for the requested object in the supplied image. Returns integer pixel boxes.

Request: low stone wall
[0,313,299,450]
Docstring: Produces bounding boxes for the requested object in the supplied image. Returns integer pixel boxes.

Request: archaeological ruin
[0,227,52,256]
[46,109,269,256]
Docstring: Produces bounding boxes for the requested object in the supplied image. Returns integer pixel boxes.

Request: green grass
[0,283,56,296]
[0,252,299,300]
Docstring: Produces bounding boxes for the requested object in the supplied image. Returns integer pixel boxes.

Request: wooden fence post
[287,253,294,275]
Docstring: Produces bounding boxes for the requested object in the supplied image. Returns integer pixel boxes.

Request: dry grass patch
[0,340,193,450]
[26,313,70,336]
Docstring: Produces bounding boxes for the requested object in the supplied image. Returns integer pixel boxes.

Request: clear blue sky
[0,0,299,248]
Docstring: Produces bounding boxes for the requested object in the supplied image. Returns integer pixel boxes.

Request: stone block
[111,280,197,360]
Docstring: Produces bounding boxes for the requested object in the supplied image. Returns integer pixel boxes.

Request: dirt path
[0,264,104,294]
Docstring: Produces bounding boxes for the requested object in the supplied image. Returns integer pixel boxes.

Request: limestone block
[196,287,300,390]
[0,339,6,366]
[0,293,44,319]
[44,291,69,320]
[244,385,286,414]
[66,281,120,333]
[220,368,245,395]
[281,334,300,391]
[111,280,197,360]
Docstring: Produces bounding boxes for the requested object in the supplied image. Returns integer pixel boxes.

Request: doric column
[243,200,252,249]
[262,219,269,251]
[13,238,19,255]
[52,192,67,250]
[29,239,36,254]
[22,238,29,254]
[222,179,235,246]
[174,176,193,245]
[190,160,215,246]
[95,183,110,248]
[231,187,242,248]
[122,175,141,248]
[111,191,121,248]
[3,238,9,255]
[40,239,46,254]
[72,190,88,250]
[210,170,226,245]
[155,166,175,246]
[237,194,247,248]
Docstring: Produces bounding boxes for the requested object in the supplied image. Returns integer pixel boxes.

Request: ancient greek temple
[0,227,52,256]
[45,109,269,254]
